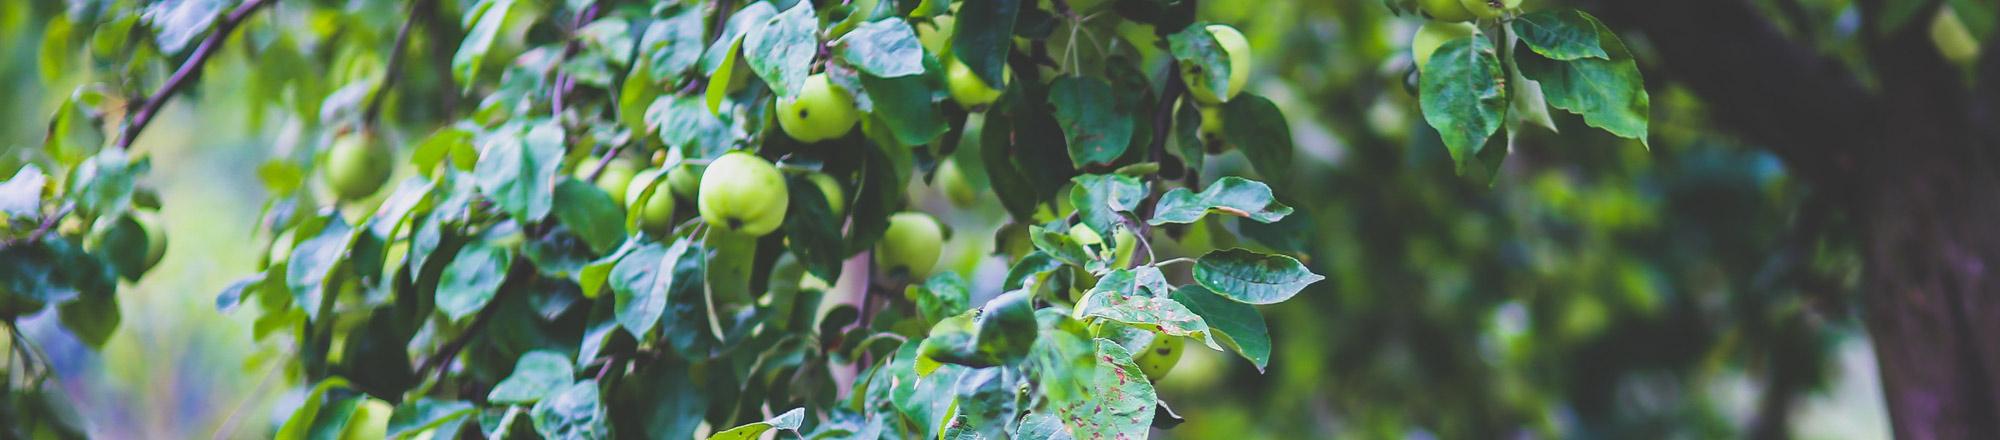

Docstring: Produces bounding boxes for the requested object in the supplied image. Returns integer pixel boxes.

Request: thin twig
[361,0,430,125]
[114,0,278,150]
[551,2,603,118]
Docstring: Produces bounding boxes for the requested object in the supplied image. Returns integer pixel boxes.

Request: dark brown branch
[114,0,278,150]
[362,0,430,125]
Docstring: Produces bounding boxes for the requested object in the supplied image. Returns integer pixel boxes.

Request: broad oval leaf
[1170,284,1271,371]
[1192,248,1323,305]
[1419,36,1506,173]
[1054,340,1156,439]
[1221,94,1296,183]
[1510,10,1611,61]
[1149,176,1293,225]
[436,239,512,320]
[836,19,926,78]
[744,1,819,98]
[1048,76,1134,168]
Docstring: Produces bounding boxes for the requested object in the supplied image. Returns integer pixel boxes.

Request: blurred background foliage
[0,0,1890,438]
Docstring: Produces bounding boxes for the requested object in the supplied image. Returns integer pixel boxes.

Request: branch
[114,0,278,150]
[551,2,603,118]
[362,0,430,125]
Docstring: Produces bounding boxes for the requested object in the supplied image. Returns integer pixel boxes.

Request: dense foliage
[1,0,1848,437]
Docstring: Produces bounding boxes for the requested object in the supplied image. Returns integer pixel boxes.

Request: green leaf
[609,359,707,440]
[453,0,518,88]
[1015,412,1073,440]
[1221,94,1297,182]
[274,377,352,440]
[1193,248,1324,305]
[1054,340,1155,439]
[552,178,628,255]
[837,19,927,78]
[56,291,119,348]
[920,290,1039,368]
[145,0,223,54]
[489,350,576,404]
[1027,224,1095,268]
[1171,98,1205,174]
[947,367,1020,439]
[1171,284,1271,371]
[1048,76,1134,168]
[745,0,819,98]
[1075,269,1222,350]
[1068,173,1146,239]
[1168,23,1232,100]
[643,9,707,82]
[1510,10,1611,61]
[708,407,805,440]
[911,272,973,326]
[952,0,1022,87]
[1518,19,1650,144]
[647,95,738,159]
[783,175,846,283]
[94,213,151,281]
[436,239,512,321]
[531,380,609,439]
[0,165,46,218]
[1001,251,1064,291]
[609,240,692,338]
[68,148,147,218]
[474,122,564,222]
[1149,176,1293,225]
[387,399,475,438]
[287,216,353,320]
[861,73,950,147]
[1419,36,1507,173]
[703,2,777,73]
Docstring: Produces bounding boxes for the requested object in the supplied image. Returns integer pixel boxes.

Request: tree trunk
[1592,0,2000,437]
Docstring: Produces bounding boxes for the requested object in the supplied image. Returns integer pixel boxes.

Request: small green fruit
[778,74,861,143]
[626,168,677,235]
[1413,21,1479,72]
[947,57,1009,109]
[1932,6,1981,65]
[1457,0,1521,20]
[697,152,789,236]
[875,212,944,280]
[322,133,392,201]
[338,398,392,440]
[1180,24,1251,105]
[808,173,846,216]
[935,159,977,206]
[1199,104,1228,153]
[134,210,167,271]
[1420,0,1476,22]
[667,163,703,201]
[1135,333,1185,380]
[581,158,641,206]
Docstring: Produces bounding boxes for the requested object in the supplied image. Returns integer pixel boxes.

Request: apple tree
[0,0,1653,437]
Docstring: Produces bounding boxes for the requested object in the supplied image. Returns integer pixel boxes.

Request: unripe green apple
[1111,226,1137,268]
[338,398,392,440]
[875,212,944,279]
[917,15,955,56]
[1421,0,1477,22]
[697,152,789,236]
[626,168,677,235]
[947,57,1009,109]
[1931,6,1981,65]
[935,159,977,206]
[808,173,846,216]
[1180,24,1251,105]
[1457,0,1521,20]
[134,210,167,271]
[580,158,641,206]
[667,163,703,201]
[1134,332,1184,380]
[777,74,861,143]
[1413,21,1479,72]
[322,132,392,201]
[1199,104,1228,153]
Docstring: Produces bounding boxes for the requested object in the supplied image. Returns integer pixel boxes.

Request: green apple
[1111,226,1137,268]
[1421,0,1476,22]
[935,159,977,207]
[697,152,789,236]
[133,210,167,271]
[1413,21,1479,73]
[917,15,955,56]
[777,73,861,143]
[1180,24,1251,105]
[808,173,846,216]
[1932,6,1981,65]
[667,163,703,201]
[875,212,944,280]
[1199,104,1228,153]
[579,158,641,206]
[322,132,392,201]
[626,168,677,235]
[1457,0,1521,20]
[338,398,392,440]
[1134,332,1184,380]
[947,57,1009,109]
